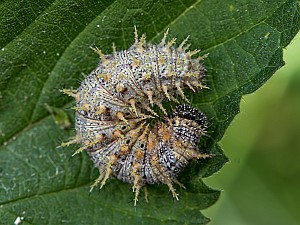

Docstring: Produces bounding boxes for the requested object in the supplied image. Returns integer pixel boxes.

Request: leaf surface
[0,0,299,224]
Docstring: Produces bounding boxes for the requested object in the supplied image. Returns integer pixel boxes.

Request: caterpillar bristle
[62,28,209,205]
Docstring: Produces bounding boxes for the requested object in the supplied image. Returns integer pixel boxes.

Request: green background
[205,32,300,225]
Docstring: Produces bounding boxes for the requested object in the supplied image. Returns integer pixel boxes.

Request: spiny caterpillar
[61,27,209,206]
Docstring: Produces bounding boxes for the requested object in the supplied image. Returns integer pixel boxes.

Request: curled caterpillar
[61,28,209,206]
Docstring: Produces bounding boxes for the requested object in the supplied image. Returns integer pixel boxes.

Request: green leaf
[0,0,299,224]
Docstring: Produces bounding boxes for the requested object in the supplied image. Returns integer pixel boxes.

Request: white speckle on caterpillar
[61,27,210,206]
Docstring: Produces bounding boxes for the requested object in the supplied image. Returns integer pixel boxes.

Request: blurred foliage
[205,32,300,225]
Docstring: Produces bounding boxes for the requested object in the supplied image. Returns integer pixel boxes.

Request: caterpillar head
[170,104,208,130]
[169,104,208,146]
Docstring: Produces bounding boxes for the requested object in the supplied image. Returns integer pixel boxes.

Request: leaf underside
[0,0,299,224]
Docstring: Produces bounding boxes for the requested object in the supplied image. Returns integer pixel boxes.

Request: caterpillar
[61,27,209,206]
